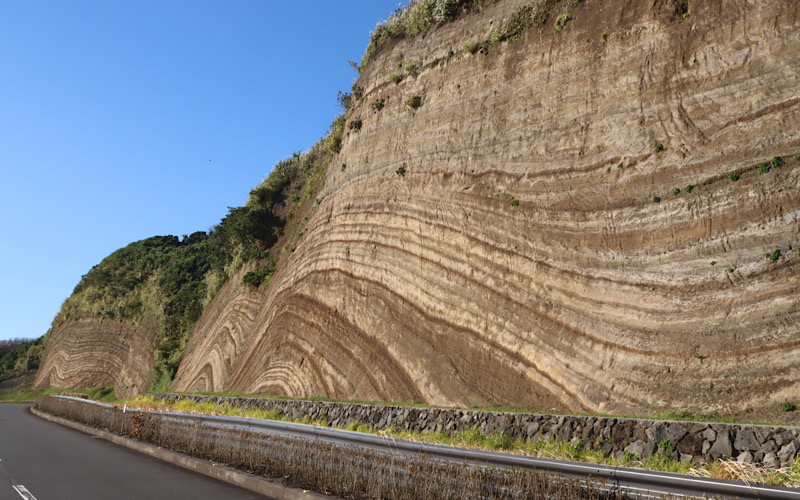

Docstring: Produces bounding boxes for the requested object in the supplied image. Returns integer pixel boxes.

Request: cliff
[34,317,157,398]
[41,0,800,416]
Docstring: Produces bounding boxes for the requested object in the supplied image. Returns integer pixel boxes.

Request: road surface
[0,403,267,500]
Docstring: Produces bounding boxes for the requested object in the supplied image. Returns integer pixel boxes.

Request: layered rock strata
[34,317,158,399]
[172,0,800,414]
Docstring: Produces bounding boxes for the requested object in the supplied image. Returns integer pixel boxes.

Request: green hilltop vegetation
[361,0,484,67]
[0,337,45,391]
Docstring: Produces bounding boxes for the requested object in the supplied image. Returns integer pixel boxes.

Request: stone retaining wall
[150,393,800,467]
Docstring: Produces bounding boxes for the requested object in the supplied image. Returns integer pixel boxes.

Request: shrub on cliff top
[361,0,478,67]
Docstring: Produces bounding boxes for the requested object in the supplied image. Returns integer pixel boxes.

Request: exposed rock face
[173,0,800,414]
[34,317,158,399]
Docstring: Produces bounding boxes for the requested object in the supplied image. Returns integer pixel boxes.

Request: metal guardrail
[45,396,800,499]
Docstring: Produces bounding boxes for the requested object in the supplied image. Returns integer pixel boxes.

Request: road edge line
[30,407,328,500]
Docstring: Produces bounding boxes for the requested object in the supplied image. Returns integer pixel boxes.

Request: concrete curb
[30,407,329,500]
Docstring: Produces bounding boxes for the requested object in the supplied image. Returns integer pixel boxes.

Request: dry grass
[36,395,617,499]
[688,459,800,488]
[124,396,800,488]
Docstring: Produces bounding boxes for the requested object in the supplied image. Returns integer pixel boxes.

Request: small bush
[710,261,716,266]
[431,0,462,22]
[686,184,694,193]
[653,196,661,203]
[767,249,781,263]
[510,199,520,207]
[600,31,608,41]
[348,118,363,131]
[655,143,665,153]
[658,439,676,454]
[405,63,418,74]
[396,165,407,177]
[463,41,480,54]
[352,85,365,102]
[554,13,572,33]
[337,91,352,111]
[242,257,277,289]
[327,115,346,153]
[390,73,403,84]
[673,187,681,195]
[728,172,740,181]
[502,5,534,41]
[771,156,785,169]
[490,29,506,44]
[783,402,796,412]
[758,162,770,174]
[405,94,423,110]
[372,98,385,111]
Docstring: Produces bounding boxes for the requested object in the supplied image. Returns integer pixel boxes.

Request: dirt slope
[172,0,800,415]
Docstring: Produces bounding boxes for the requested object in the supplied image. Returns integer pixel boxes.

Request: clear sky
[0,1,403,341]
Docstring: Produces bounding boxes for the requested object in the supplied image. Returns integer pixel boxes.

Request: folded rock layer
[173,0,800,413]
[34,317,158,399]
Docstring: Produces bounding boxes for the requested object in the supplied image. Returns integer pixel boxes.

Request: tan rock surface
[26,0,794,416]
[174,0,800,414]
[34,317,158,399]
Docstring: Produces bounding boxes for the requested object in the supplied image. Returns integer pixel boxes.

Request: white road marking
[12,485,37,500]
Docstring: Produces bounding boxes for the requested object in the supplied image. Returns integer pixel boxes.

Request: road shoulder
[30,407,328,500]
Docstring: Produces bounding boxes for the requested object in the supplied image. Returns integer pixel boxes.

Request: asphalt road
[0,403,267,500]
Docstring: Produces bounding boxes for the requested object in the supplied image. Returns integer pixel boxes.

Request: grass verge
[37,395,615,499]
[126,395,800,487]
[0,386,117,403]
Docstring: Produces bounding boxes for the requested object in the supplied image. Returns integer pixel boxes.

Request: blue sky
[0,1,403,341]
